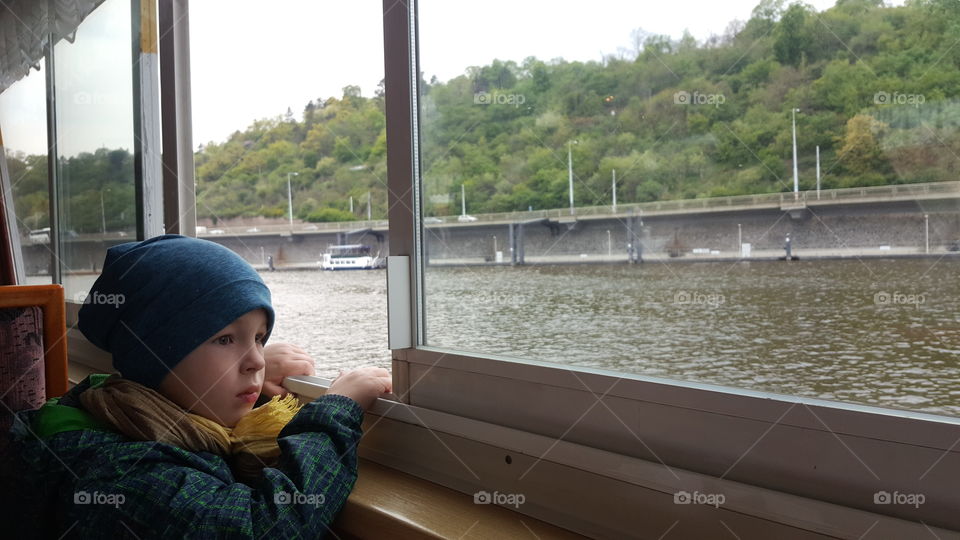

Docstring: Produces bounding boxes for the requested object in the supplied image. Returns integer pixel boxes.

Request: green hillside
[196,0,960,220]
[8,0,960,230]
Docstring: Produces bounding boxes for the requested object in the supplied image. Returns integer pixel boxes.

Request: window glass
[0,64,52,284]
[53,0,136,300]
[189,1,389,377]
[417,0,960,417]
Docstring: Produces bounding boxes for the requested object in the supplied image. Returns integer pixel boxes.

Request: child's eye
[215,335,233,346]
[255,334,265,345]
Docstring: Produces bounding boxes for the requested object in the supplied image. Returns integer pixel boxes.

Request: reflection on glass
[0,63,52,284]
[53,0,135,298]
[417,0,960,417]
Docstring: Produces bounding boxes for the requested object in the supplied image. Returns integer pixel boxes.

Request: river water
[263,258,960,418]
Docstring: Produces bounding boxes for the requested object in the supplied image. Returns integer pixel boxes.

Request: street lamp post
[816,145,821,200]
[792,108,800,200]
[612,169,617,213]
[100,191,107,234]
[287,172,299,230]
[568,141,574,214]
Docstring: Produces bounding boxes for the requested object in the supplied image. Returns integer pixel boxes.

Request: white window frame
[379,0,960,535]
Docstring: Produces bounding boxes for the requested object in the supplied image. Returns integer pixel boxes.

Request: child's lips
[237,386,260,403]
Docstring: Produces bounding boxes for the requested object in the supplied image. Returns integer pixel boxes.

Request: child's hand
[262,343,316,397]
[326,367,392,410]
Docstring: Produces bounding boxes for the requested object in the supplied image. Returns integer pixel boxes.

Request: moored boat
[320,244,385,270]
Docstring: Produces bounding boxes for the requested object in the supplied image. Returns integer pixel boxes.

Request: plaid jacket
[6,376,364,539]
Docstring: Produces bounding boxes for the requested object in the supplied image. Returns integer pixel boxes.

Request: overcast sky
[3,0,864,155]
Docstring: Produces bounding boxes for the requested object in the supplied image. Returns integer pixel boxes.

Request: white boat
[320,244,385,270]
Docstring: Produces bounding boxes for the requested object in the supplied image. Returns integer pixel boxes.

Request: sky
[1,0,873,156]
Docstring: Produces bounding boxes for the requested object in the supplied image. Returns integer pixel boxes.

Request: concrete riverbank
[18,183,960,275]
[254,247,960,272]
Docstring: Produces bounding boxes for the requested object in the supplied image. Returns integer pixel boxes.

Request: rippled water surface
[266,259,960,417]
[262,269,390,377]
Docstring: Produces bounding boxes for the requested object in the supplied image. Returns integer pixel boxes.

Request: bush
[261,207,286,218]
[304,207,357,222]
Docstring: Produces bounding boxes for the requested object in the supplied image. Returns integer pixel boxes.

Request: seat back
[0,284,68,418]
[0,284,67,533]
[0,305,48,415]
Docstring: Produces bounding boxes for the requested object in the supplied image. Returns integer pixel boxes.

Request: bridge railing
[200,219,390,236]
[461,181,960,223]
[195,180,960,236]
[807,181,960,202]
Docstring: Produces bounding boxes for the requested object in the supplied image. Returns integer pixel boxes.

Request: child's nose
[241,345,266,373]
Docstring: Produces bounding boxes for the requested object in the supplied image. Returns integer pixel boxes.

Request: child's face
[159,309,268,427]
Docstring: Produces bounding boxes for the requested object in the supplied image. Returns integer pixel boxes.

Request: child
[8,234,391,538]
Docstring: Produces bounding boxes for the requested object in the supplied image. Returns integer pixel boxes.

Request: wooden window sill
[333,459,585,539]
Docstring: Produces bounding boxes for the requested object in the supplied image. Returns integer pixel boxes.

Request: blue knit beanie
[78,234,275,389]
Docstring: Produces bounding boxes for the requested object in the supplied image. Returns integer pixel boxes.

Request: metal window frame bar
[383,0,419,401]
[158,0,195,236]
[131,0,164,240]
[43,35,62,285]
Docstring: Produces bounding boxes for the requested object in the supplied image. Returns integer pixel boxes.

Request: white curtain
[0,0,106,93]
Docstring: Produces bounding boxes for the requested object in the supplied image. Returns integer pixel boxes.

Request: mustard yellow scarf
[79,376,303,483]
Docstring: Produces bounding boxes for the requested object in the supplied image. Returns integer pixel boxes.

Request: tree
[836,114,891,177]
[774,4,811,66]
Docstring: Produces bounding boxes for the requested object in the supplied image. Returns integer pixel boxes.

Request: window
[52,0,137,301]
[0,64,51,284]
[1,0,139,295]
[379,0,960,533]
[188,1,390,378]
[415,0,960,419]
